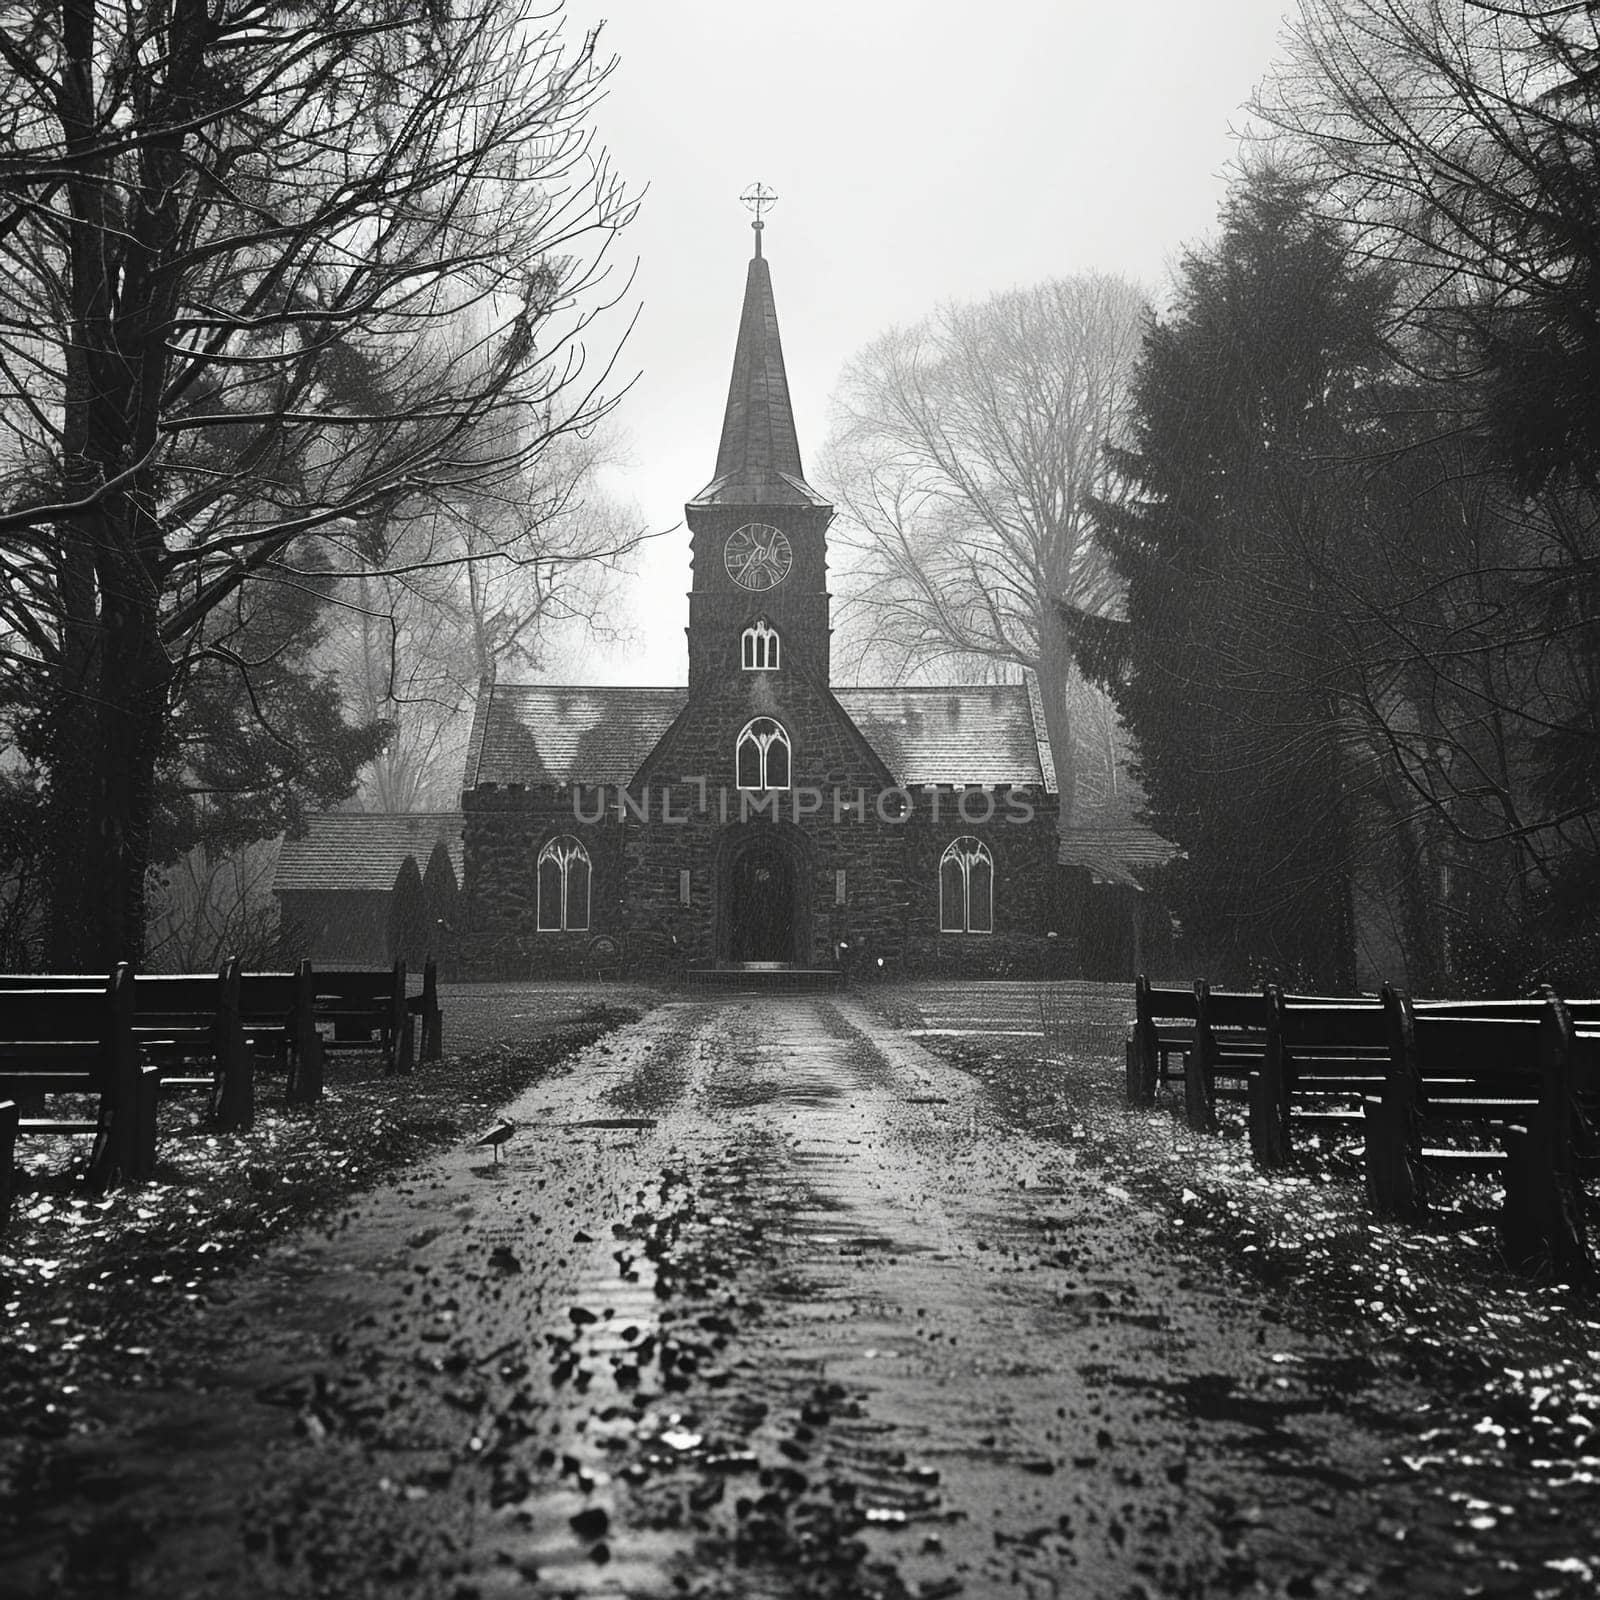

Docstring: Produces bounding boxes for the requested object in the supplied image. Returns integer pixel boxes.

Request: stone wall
[638,660,893,799]
[458,784,627,978]
[685,501,835,688]
[900,788,1064,978]
[458,774,1065,980]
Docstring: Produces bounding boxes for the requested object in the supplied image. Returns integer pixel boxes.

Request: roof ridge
[462,674,494,790]
[315,810,464,822]
[835,682,1031,692]
[1023,671,1059,794]
[492,683,690,694]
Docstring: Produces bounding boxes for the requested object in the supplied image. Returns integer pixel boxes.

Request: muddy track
[0,996,1558,1598]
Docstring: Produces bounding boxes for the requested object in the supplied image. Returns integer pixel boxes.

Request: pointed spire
[713,250,805,486]
[691,191,828,508]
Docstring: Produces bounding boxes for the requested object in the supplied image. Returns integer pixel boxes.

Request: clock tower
[684,200,833,692]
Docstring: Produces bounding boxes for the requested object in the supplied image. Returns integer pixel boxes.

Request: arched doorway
[719,827,808,965]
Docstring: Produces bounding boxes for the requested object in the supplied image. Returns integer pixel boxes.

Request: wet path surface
[14,996,1465,1597]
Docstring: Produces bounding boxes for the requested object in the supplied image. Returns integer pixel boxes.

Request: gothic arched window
[537,835,591,932]
[736,717,792,790]
[939,837,994,934]
[742,617,780,671]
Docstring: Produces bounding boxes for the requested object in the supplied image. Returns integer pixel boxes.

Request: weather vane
[740,181,778,256]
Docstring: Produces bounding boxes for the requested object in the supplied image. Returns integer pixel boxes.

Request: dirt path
[1,995,1541,1598]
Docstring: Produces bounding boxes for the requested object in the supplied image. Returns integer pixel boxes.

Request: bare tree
[329,435,644,813]
[823,274,1147,824]
[1254,0,1600,467]
[1252,0,1600,985]
[143,836,286,974]
[0,1,636,965]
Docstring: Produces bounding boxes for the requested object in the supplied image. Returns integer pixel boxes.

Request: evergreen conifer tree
[1087,172,1394,987]
[388,855,428,971]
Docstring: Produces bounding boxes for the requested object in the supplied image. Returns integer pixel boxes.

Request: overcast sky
[559,0,1295,685]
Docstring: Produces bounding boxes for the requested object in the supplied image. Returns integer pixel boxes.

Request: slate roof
[463,683,688,787]
[1057,826,1178,888]
[833,684,1053,789]
[274,812,464,893]
[1026,674,1059,792]
[461,679,1056,792]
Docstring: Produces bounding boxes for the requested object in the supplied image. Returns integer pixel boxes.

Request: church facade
[455,222,1069,980]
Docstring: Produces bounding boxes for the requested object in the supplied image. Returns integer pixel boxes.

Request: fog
[563,0,1293,684]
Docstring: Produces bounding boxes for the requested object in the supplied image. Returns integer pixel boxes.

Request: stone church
[455,219,1070,980]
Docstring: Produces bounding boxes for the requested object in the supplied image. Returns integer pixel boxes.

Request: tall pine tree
[1086,172,1394,988]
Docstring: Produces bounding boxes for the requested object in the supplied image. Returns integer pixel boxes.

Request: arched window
[537,835,591,932]
[735,717,791,790]
[742,617,780,670]
[939,837,993,934]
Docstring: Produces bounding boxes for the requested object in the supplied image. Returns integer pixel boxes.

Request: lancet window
[537,835,591,932]
[736,717,792,790]
[742,618,780,670]
[939,837,994,934]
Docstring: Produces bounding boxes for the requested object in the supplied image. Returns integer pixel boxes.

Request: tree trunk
[45,513,172,970]
[43,0,183,969]
[96,562,172,965]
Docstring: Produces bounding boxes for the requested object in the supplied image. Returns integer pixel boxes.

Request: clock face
[724,523,792,591]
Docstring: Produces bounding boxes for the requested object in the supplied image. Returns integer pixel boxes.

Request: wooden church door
[727,836,797,963]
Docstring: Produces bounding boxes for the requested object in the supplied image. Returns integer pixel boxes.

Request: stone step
[685,966,844,994]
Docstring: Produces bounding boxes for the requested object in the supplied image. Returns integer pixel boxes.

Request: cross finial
[740,181,778,257]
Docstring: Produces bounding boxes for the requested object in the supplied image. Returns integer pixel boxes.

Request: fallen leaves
[873,979,1600,1590]
[0,1009,637,1453]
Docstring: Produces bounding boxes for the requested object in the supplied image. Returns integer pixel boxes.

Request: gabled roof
[463,682,687,788]
[460,679,1056,793]
[835,684,1055,791]
[1058,826,1177,888]
[274,812,463,893]
[689,245,829,509]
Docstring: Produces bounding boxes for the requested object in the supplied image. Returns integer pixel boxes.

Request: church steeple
[712,251,805,488]
[684,190,834,691]
[691,193,828,509]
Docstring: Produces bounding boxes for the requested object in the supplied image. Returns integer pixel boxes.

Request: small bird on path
[475,1118,516,1164]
